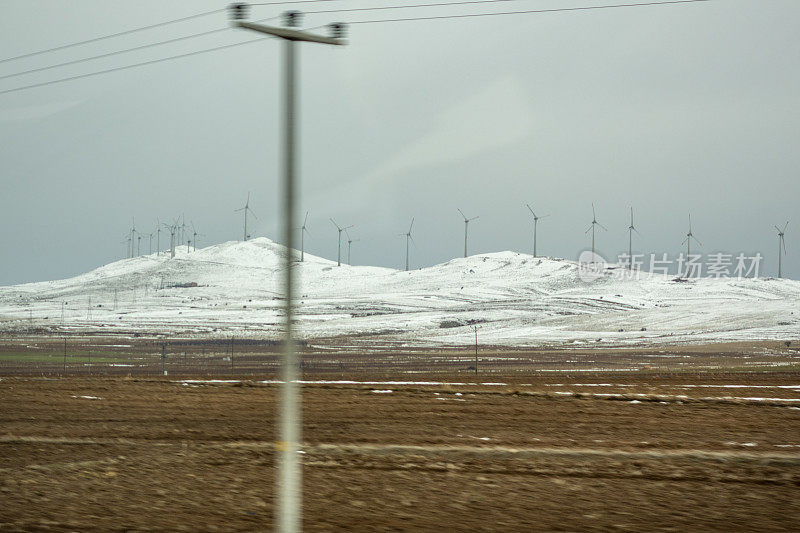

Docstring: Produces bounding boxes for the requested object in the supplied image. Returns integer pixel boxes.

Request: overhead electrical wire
[0,0,713,96]
[0,38,269,96]
[0,7,225,65]
[0,14,280,83]
[0,0,342,66]
[0,27,230,82]
[347,0,710,24]
[0,0,540,81]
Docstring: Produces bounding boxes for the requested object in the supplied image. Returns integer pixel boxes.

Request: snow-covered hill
[1,237,799,347]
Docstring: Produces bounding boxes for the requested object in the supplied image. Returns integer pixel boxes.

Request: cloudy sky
[1,0,798,285]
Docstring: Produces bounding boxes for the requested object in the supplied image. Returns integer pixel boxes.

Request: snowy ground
[0,238,798,347]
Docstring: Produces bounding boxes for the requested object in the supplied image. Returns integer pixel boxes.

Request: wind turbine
[137,234,142,257]
[399,217,414,271]
[627,207,641,269]
[345,229,359,266]
[130,217,138,258]
[775,222,788,278]
[155,219,162,256]
[235,193,258,241]
[458,209,478,258]
[162,219,179,258]
[148,232,154,255]
[330,218,353,266]
[179,214,187,246]
[122,235,131,259]
[191,222,205,252]
[300,211,310,262]
[682,213,702,276]
[525,204,548,258]
[585,203,607,261]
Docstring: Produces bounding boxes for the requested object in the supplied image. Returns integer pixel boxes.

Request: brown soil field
[2,367,800,531]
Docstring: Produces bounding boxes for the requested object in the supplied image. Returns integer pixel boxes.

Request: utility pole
[232,5,346,532]
[474,326,478,374]
[63,337,67,376]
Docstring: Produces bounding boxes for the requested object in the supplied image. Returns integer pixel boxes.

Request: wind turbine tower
[525,204,548,258]
[130,218,138,258]
[330,219,353,266]
[345,229,359,266]
[458,209,479,258]
[300,211,310,262]
[179,214,187,246]
[775,222,788,278]
[163,220,179,258]
[156,219,161,256]
[191,222,204,252]
[235,193,258,241]
[682,213,702,276]
[399,217,414,271]
[627,207,641,269]
[585,203,607,260]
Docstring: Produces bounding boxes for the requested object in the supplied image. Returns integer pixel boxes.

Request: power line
[304,0,566,16]
[0,15,281,83]
[0,28,230,82]
[346,0,711,25]
[0,37,268,96]
[250,0,343,4]
[0,8,225,66]
[0,1,530,82]
[0,0,713,96]
[0,0,341,66]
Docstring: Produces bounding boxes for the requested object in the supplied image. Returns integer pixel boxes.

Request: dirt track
[2,372,800,531]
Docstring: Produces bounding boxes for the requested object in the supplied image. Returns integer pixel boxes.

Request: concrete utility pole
[231,5,346,532]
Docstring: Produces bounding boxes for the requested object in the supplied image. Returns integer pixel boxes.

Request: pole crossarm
[235,21,346,45]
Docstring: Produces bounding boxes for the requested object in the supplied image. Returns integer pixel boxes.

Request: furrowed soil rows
[2,371,800,531]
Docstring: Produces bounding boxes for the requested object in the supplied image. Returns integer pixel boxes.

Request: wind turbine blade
[633,227,643,236]
[688,213,692,233]
[344,225,354,230]
[330,218,339,230]
[235,207,244,212]
[682,237,689,245]
[630,207,633,226]
[457,208,466,221]
[592,203,596,219]
[246,192,250,206]
[470,216,479,222]
[585,226,593,234]
[540,214,550,219]
[526,204,536,217]
[775,225,782,233]
[783,221,789,232]
[304,227,311,237]
[409,217,414,234]
[303,211,309,226]
[597,222,608,231]
[692,236,702,246]
[248,207,259,220]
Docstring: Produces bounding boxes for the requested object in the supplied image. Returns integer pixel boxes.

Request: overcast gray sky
[1,0,798,285]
